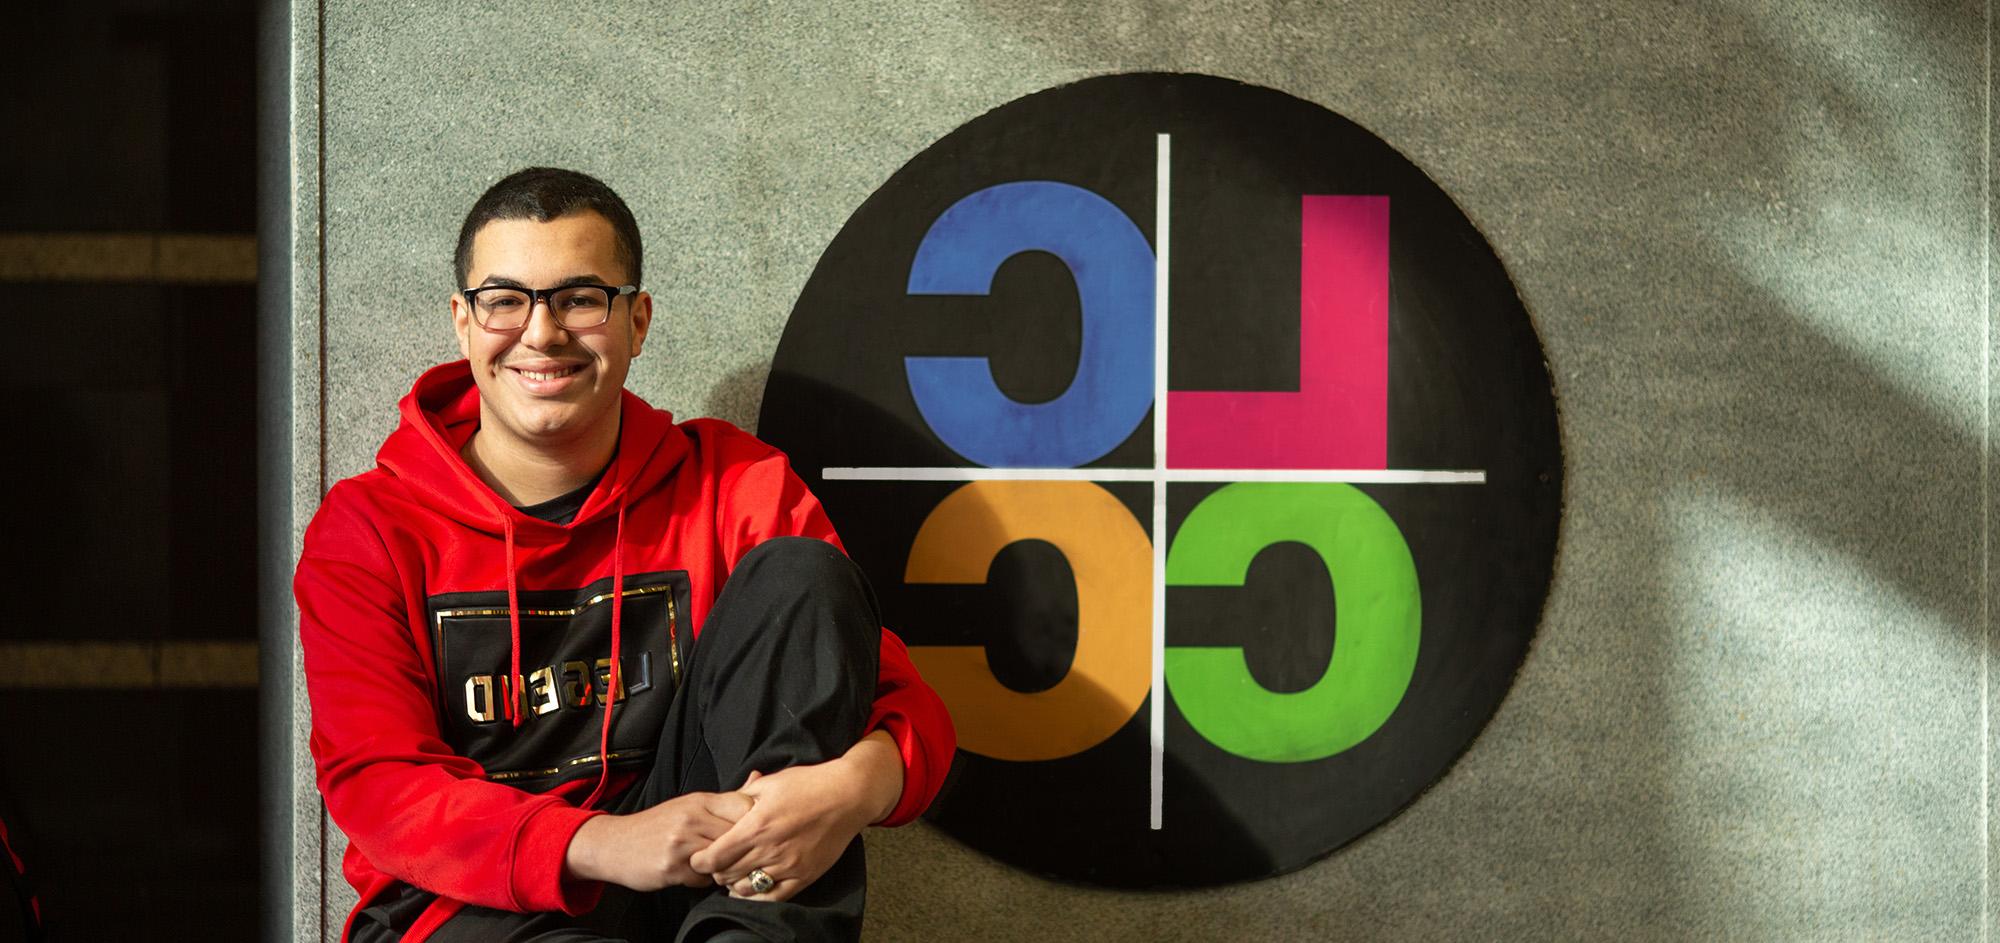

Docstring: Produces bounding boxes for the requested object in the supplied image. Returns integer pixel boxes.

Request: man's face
[450,211,653,455]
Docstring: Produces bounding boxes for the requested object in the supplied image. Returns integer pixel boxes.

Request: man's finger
[704,791,754,821]
[690,837,754,876]
[682,812,733,845]
[640,795,731,842]
[689,820,756,875]
[700,811,768,871]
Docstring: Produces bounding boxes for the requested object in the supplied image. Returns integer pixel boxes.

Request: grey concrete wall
[268,1,1995,938]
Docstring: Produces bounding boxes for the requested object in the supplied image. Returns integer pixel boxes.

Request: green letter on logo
[1165,483,1420,762]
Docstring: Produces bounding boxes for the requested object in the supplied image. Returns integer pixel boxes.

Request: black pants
[352,537,882,943]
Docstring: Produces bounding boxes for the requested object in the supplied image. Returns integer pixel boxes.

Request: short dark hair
[454,167,643,287]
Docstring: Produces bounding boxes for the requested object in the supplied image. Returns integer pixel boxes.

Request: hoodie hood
[375,360,689,534]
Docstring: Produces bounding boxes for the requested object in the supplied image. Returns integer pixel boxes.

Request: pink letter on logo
[1168,195,1388,470]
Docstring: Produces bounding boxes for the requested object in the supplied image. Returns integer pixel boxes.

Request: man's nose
[519,297,569,348]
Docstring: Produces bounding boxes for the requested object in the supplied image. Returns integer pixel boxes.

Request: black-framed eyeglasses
[460,284,638,332]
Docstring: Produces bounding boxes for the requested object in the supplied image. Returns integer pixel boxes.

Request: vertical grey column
[259,0,326,939]
[1988,6,1998,930]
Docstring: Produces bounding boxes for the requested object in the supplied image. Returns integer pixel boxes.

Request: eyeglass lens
[472,286,614,330]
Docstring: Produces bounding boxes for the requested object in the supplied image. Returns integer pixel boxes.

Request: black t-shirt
[514,465,608,525]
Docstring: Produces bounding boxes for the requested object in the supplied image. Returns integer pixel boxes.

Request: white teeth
[519,367,577,381]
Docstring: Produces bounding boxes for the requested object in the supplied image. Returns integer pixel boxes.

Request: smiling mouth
[513,365,582,381]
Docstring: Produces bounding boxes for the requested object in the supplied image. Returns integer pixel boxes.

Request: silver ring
[748,869,776,894]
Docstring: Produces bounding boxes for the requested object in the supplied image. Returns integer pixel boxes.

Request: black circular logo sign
[758,73,1561,887]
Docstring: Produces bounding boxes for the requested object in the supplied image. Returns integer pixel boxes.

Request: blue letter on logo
[905,182,1154,468]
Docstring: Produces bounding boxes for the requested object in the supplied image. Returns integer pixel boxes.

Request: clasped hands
[563,730,903,902]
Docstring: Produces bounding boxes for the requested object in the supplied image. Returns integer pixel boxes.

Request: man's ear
[449,292,473,359]
[629,291,654,358]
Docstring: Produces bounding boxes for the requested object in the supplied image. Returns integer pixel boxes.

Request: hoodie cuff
[870,712,929,827]
[510,801,607,915]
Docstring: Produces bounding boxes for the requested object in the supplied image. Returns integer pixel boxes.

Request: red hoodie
[296,361,955,940]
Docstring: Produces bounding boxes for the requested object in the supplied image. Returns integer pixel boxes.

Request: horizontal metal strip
[824,466,1489,484]
[0,233,256,284]
[0,640,258,689]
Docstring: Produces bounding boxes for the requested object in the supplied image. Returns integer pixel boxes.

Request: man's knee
[731,538,877,625]
[710,537,879,656]
[734,536,858,587]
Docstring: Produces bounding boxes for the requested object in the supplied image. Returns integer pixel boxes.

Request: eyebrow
[477,274,617,289]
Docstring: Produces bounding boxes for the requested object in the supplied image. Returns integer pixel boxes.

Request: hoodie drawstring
[580,497,627,810]
[473,466,625,804]
[502,516,524,727]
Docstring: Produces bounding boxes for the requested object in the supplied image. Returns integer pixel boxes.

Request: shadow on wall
[704,361,773,431]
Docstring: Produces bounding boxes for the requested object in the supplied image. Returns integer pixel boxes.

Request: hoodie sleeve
[296,484,604,914]
[713,430,957,826]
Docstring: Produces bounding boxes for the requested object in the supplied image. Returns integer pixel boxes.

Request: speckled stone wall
[269,1,1994,939]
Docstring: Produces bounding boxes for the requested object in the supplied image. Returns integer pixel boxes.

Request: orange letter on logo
[906,481,1151,761]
